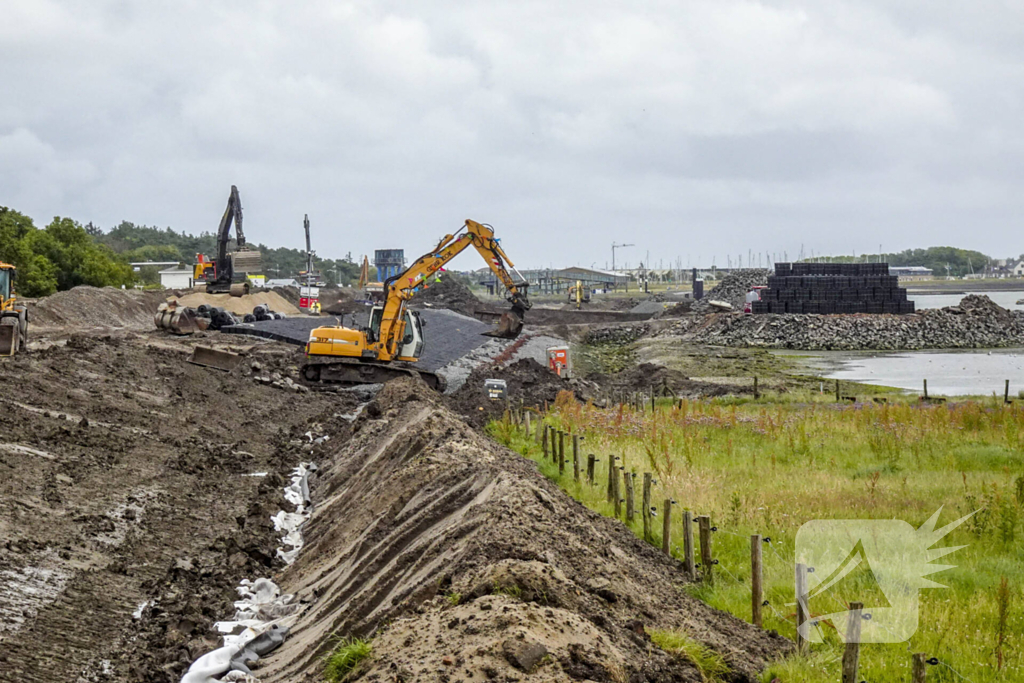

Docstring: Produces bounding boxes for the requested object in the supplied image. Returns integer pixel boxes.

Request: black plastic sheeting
[220,308,494,372]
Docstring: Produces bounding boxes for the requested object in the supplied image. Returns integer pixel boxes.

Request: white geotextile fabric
[179,460,318,683]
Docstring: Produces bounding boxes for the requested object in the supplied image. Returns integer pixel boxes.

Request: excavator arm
[375,219,531,360]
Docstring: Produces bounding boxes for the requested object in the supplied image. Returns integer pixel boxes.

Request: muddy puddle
[779,348,1024,396]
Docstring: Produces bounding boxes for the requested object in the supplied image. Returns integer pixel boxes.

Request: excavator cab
[367,306,425,359]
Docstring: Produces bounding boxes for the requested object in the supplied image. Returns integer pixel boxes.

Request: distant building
[130,260,180,272]
[889,266,934,281]
[265,278,300,288]
[1014,260,1024,277]
[158,266,194,289]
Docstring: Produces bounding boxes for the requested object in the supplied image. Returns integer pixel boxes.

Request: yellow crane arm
[375,219,530,359]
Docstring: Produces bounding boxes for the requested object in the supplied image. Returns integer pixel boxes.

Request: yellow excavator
[0,262,29,356]
[301,219,530,390]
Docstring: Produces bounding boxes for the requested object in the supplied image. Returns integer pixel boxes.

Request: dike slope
[258,378,789,682]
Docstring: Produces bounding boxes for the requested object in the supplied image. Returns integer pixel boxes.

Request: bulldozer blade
[483,310,524,339]
[187,346,242,372]
[0,320,17,357]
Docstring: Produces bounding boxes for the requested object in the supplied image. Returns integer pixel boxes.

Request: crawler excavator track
[299,358,446,392]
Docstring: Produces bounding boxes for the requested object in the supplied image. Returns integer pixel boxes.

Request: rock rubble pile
[692,269,770,312]
[665,295,1024,350]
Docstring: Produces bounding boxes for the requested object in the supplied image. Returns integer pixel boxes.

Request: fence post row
[841,601,863,683]
[642,473,653,543]
[698,515,714,586]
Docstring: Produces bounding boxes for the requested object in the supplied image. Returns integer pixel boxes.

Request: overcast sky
[3,1,1023,269]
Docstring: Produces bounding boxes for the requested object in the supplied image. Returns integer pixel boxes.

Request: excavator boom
[301,219,530,390]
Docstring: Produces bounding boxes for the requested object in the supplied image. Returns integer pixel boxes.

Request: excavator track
[299,358,447,392]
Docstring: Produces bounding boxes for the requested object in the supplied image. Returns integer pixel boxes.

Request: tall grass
[493,392,1024,682]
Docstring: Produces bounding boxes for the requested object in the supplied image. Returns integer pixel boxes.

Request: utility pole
[611,242,634,272]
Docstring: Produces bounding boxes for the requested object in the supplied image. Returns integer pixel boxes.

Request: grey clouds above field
[2,1,1023,267]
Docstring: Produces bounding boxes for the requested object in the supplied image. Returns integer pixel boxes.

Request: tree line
[0,207,361,297]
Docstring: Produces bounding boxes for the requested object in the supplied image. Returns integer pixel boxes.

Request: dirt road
[0,331,358,682]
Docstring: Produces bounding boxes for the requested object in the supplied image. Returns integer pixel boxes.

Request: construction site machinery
[567,280,591,309]
[301,219,531,391]
[299,214,323,313]
[205,186,262,297]
[0,262,29,356]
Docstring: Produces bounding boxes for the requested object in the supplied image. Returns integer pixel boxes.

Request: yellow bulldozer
[0,262,29,356]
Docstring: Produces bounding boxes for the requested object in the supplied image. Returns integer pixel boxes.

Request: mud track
[256,378,789,682]
[0,332,358,682]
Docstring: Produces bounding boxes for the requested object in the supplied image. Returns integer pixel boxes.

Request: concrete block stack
[753,262,915,315]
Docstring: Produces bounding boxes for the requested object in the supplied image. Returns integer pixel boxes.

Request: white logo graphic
[794,508,974,643]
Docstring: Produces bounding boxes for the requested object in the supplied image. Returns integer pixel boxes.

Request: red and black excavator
[301,219,530,390]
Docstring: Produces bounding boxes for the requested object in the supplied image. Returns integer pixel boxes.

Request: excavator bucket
[187,346,242,371]
[0,319,17,356]
[484,307,525,339]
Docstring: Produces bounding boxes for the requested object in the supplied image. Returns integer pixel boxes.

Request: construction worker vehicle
[203,186,262,296]
[301,219,530,391]
[0,262,29,356]
[567,280,591,309]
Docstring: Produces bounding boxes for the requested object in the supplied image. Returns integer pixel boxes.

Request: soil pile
[266,285,301,308]
[322,287,364,316]
[0,332,358,682]
[409,274,487,317]
[447,357,597,428]
[253,378,789,682]
[590,362,740,398]
[28,286,167,329]
[692,269,770,312]
[666,295,1024,350]
[657,300,693,317]
[172,290,300,316]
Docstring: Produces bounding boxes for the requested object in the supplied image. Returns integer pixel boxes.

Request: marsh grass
[323,638,373,682]
[493,391,1024,682]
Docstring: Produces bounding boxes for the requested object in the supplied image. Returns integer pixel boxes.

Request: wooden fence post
[613,469,622,518]
[683,510,696,579]
[835,378,840,402]
[1006,379,1011,403]
[535,414,542,443]
[558,431,565,475]
[753,376,759,399]
[572,434,580,482]
[795,562,809,655]
[607,456,616,502]
[751,534,763,628]
[923,379,928,400]
[698,515,713,586]
[662,499,672,554]
[542,426,549,459]
[624,471,635,523]
[587,454,595,484]
[650,386,655,412]
[842,602,863,683]
[911,653,927,683]
[642,473,653,542]
[524,411,531,439]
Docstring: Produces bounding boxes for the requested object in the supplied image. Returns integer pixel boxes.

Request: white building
[159,266,194,289]
[1014,260,1024,277]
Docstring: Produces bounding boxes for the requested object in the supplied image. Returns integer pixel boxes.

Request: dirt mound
[590,362,740,398]
[252,378,789,682]
[28,286,167,329]
[172,290,300,316]
[409,273,487,316]
[693,269,770,312]
[322,287,363,316]
[266,285,301,308]
[448,357,596,428]
[0,332,359,682]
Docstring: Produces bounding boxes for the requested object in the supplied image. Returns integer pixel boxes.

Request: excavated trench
[254,378,790,682]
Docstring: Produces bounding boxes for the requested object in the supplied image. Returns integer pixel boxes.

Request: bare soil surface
[26,286,171,331]
[254,378,790,682]
[0,330,358,683]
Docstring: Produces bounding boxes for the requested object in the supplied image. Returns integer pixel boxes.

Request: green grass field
[493,391,1023,681]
